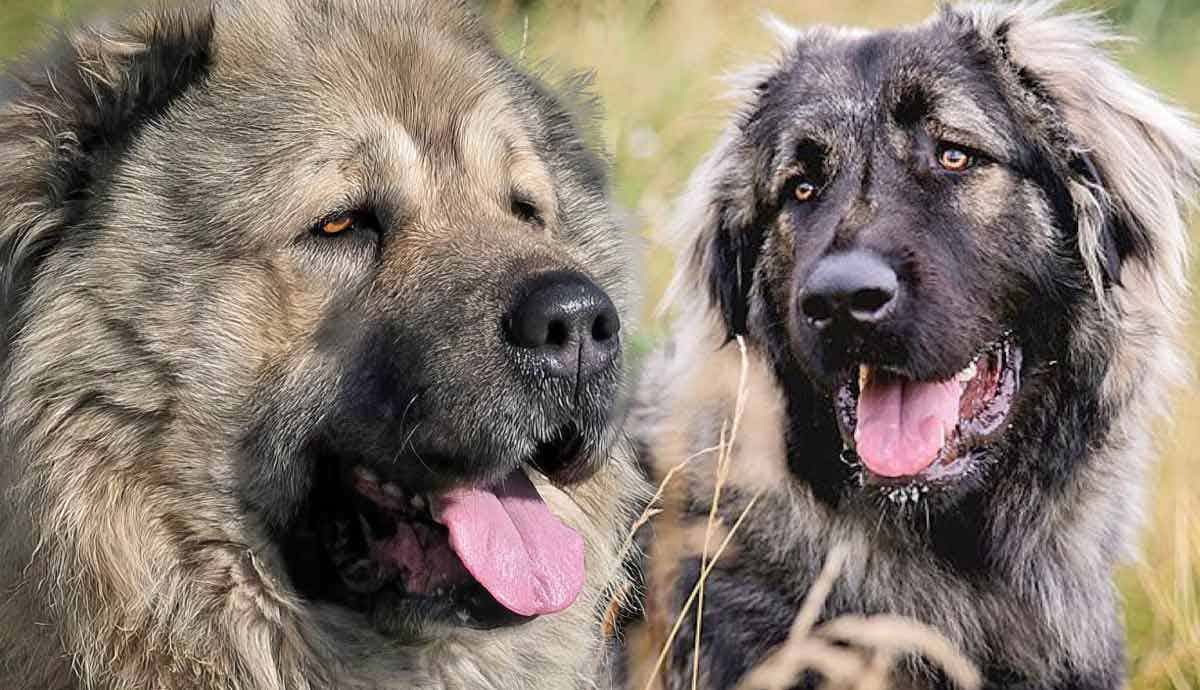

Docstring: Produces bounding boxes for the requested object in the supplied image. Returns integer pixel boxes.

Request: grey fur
[625,4,1199,690]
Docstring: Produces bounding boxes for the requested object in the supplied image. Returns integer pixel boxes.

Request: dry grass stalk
[602,439,726,645]
[692,418,728,690]
[693,337,753,689]
[817,616,981,689]
[629,336,758,690]
[616,441,724,564]
[639,490,764,690]
[735,546,982,690]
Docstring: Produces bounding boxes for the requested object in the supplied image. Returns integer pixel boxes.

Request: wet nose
[506,271,620,381]
[799,250,898,328]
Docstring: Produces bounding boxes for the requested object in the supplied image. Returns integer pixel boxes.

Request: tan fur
[0,1,643,688]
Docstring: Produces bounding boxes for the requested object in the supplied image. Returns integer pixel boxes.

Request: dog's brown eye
[938,146,972,171]
[794,181,817,202]
[320,216,354,235]
[313,210,381,238]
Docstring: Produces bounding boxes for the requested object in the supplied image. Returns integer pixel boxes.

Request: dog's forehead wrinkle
[863,29,1025,154]
[348,121,432,195]
[194,76,549,236]
[926,94,1014,152]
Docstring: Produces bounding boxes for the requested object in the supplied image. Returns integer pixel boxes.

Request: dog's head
[0,0,634,640]
[677,4,1198,517]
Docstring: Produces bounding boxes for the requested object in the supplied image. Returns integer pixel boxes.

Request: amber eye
[794,180,817,202]
[319,215,354,236]
[938,146,972,171]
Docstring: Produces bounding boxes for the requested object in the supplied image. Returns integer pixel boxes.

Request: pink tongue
[434,470,584,617]
[854,373,962,477]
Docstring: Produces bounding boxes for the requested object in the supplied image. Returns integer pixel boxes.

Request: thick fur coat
[0,1,642,688]
[625,4,1200,689]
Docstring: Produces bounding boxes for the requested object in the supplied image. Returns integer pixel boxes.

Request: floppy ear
[705,202,765,339]
[661,134,767,341]
[969,3,1200,296]
[1069,151,1136,287]
[691,198,763,340]
[662,58,782,340]
[0,8,213,322]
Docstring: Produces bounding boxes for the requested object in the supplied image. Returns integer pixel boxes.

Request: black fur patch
[713,216,763,340]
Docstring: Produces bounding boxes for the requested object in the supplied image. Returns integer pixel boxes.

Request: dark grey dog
[626,4,1199,690]
[0,1,642,687]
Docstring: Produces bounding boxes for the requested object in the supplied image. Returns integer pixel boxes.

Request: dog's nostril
[801,295,834,323]
[545,319,570,348]
[591,310,619,343]
[850,287,893,315]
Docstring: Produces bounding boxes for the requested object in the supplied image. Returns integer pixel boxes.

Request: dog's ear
[664,78,779,341]
[1069,152,1136,287]
[664,147,765,341]
[704,202,764,339]
[968,4,1200,296]
[0,8,214,320]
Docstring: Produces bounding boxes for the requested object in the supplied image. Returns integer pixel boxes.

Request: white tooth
[354,466,379,484]
[859,364,871,390]
[410,494,427,510]
[957,361,978,382]
[382,483,404,499]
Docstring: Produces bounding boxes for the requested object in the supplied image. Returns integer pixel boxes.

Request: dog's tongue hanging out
[854,370,962,477]
[434,470,584,616]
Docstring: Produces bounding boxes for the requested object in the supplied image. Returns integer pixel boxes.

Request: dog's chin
[829,334,1022,502]
[279,422,597,636]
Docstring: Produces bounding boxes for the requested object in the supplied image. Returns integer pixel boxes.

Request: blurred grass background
[2,0,1197,687]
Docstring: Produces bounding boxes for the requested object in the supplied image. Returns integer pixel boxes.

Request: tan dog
[0,1,642,688]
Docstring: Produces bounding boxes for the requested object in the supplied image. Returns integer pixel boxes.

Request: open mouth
[285,425,589,632]
[834,335,1021,485]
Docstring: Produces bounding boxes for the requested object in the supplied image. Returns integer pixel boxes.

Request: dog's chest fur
[624,329,1129,690]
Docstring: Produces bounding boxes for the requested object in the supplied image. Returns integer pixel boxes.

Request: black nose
[506,271,620,381]
[799,250,898,328]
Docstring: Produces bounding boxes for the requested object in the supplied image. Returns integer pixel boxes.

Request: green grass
[2,1,1198,687]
